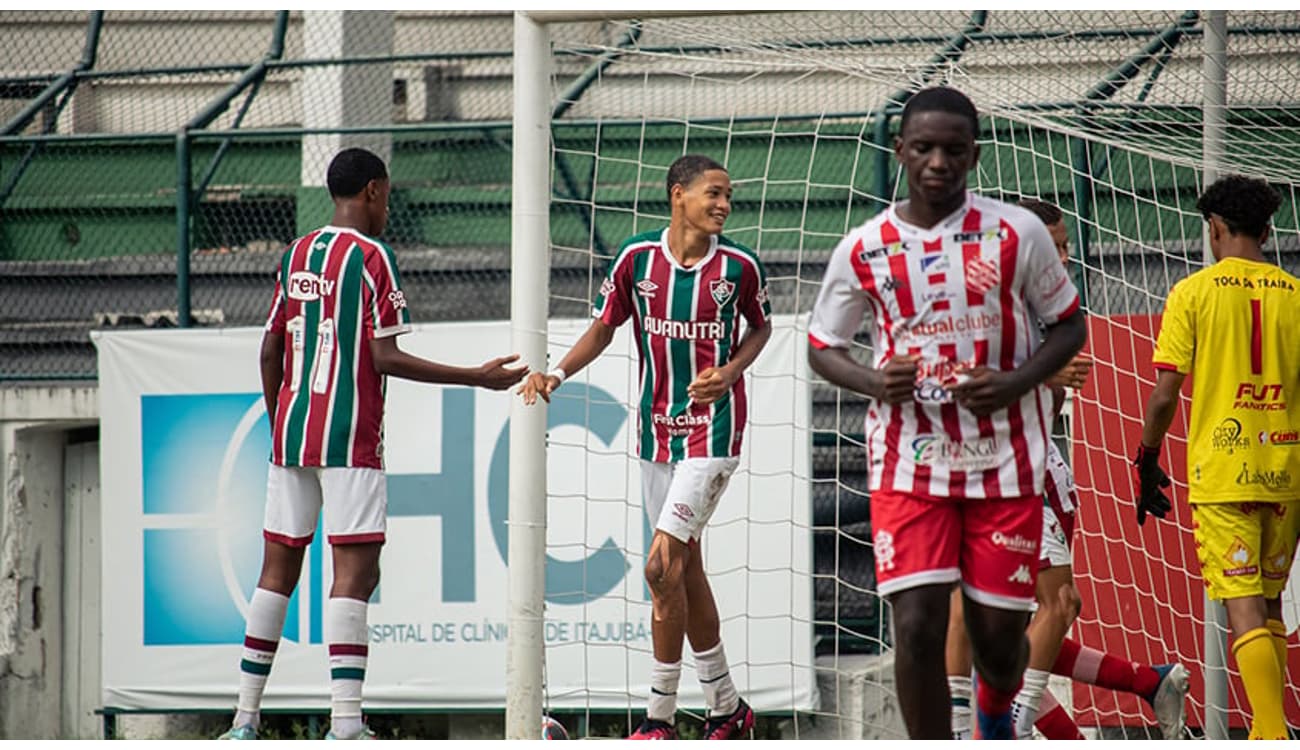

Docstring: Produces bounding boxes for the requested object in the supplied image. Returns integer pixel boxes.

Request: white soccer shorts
[264,464,387,546]
[1039,500,1072,570]
[640,456,740,543]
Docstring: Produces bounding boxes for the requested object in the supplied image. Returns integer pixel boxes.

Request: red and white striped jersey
[594,228,771,462]
[808,193,1080,499]
[264,225,411,469]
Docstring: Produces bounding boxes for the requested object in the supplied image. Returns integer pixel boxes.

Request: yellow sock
[1233,627,1288,740]
[1267,619,1289,676]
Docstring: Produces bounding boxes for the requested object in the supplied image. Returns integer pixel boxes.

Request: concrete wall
[0,385,97,739]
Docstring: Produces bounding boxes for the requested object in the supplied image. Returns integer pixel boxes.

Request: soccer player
[806,87,1087,739]
[518,154,772,740]
[219,148,527,740]
[1135,174,1299,740]
[945,198,1189,741]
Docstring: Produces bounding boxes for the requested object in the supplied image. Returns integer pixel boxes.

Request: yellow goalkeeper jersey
[1152,256,1300,504]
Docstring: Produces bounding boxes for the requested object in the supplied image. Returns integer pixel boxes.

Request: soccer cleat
[704,699,754,740]
[325,725,376,740]
[217,724,258,740]
[628,719,677,740]
[1145,663,1189,740]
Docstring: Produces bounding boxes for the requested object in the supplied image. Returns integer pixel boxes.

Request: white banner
[94,316,813,711]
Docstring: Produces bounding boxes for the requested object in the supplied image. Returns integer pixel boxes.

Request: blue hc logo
[141,384,650,645]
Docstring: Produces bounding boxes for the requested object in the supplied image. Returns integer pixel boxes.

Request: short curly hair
[1017,197,1063,227]
[1196,174,1282,239]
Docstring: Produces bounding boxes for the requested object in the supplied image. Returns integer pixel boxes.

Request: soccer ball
[541,715,569,740]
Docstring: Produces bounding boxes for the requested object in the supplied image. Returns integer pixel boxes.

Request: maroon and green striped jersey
[264,225,411,469]
[594,228,771,462]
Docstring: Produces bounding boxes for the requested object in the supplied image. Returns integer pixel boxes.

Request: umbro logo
[636,279,658,298]
[672,503,695,522]
[1007,564,1032,585]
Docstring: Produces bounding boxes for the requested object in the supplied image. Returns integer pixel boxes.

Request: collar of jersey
[886,191,974,238]
[658,227,718,272]
[319,224,381,243]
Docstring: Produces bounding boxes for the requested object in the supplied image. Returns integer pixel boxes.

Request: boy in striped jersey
[519,154,772,739]
[807,88,1088,739]
[220,148,526,740]
[945,199,1189,741]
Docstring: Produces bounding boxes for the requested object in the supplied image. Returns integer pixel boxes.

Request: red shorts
[871,489,1042,610]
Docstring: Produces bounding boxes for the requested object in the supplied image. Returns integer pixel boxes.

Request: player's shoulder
[716,233,763,267]
[618,228,664,253]
[607,228,662,271]
[972,194,1048,237]
[833,212,891,256]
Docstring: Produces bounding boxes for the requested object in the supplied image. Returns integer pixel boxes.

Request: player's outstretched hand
[1132,443,1172,526]
[947,365,1021,416]
[687,366,734,406]
[877,354,920,404]
[1047,354,1093,390]
[476,354,528,391]
[517,370,561,404]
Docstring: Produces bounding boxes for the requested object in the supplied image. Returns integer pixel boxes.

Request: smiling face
[895,110,979,218]
[672,168,732,235]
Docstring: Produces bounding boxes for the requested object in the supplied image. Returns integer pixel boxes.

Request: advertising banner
[95,316,813,711]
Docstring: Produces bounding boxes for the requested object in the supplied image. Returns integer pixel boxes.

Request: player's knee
[893,602,946,651]
[644,553,685,598]
[333,562,380,600]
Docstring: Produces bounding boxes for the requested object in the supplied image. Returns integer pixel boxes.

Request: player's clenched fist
[475,354,528,391]
[1047,354,1092,390]
[687,366,734,406]
[873,354,920,405]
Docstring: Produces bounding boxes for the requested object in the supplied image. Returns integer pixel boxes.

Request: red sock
[1034,690,1084,740]
[976,675,1020,717]
[1052,637,1160,698]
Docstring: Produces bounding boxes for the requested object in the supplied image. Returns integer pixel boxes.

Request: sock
[1052,637,1161,699]
[1010,668,1050,739]
[235,588,290,728]
[1233,627,1288,740]
[1034,689,1084,740]
[948,674,972,740]
[694,642,739,717]
[1267,618,1289,675]
[974,675,1020,739]
[648,660,682,722]
[327,597,369,739]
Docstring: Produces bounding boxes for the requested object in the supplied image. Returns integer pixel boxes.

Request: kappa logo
[709,278,736,305]
[636,279,658,298]
[1007,564,1033,585]
[964,255,1000,296]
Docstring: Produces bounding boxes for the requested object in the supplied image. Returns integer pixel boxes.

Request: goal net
[519,10,1300,739]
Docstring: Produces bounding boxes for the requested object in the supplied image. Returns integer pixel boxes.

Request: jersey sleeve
[740,253,772,328]
[592,251,635,328]
[808,233,870,350]
[364,242,412,339]
[1152,278,1195,373]
[264,251,290,334]
[1016,215,1080,324]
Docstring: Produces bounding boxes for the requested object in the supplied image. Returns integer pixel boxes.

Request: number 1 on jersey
[1250,298,1262,376]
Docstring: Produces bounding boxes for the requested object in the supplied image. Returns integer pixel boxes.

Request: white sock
[1011,668,1051,739]
[948,674,973,740]
[235,588,290,728]
[647,660,682,722]
[694,641,739,717]
[327,596,369,738]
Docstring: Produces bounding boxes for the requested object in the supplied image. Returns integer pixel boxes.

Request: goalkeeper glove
[1132,443,1172,526]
